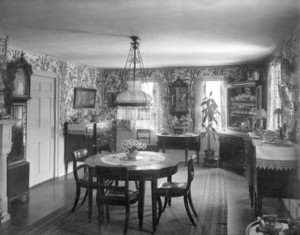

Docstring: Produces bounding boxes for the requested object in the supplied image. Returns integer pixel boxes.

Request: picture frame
[170,77,188,118]
[73,87,96,109]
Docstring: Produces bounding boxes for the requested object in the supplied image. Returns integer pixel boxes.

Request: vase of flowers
[121,139,147,159]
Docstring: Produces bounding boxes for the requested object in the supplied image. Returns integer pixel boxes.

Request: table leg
[162,142,166,153]
[138,180,145,229]
[151,179,158,233]
[167,176,172,207]
[197,144,200,163]
[88,167,93,223]
[185,144,188,165]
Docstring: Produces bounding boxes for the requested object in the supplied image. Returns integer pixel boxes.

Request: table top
[251,139,300,170]
[84,151,180,180]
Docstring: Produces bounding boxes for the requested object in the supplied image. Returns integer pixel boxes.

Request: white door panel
[27,73,55,187]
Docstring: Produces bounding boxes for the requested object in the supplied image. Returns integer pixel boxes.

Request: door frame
[28,70,59,178]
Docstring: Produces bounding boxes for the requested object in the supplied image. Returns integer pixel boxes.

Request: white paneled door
[27,71,56,187]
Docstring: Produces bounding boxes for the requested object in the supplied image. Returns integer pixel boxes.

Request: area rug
[18,166,227,235]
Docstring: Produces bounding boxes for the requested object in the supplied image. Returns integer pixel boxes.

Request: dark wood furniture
[85,151,180,233]
[64,121,116,174]
[95,121,116,152]
[71,148,97,212]
[157,155,198,226]
[7,104,29,208]
[95,165,140,235]
[156,133,200,163]
[227,81,262,131]
[136,129,151,144]
[64,123,95,174]
[246,137,300,217]
[218,131,247,171]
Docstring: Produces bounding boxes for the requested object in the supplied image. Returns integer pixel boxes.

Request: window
[135,82,157,130]
[205,80,223,131]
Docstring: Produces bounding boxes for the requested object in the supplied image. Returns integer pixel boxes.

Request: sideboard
[246,136,300,217]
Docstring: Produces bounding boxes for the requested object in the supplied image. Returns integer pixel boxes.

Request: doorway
[26,71,58,187]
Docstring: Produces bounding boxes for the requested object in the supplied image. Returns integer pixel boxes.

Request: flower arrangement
[121,139,147,155]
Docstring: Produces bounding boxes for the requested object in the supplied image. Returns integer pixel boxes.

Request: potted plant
[200,91,220,165]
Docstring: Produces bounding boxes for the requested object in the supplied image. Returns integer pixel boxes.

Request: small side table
[245,219,288,235]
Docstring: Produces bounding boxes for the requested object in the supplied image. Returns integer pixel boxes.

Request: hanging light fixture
[116,36,152,120]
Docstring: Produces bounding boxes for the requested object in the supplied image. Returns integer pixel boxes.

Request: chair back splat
[95,166,140,235]
[71,148,95,212]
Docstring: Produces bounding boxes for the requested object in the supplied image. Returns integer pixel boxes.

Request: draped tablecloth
[252,139,299,170]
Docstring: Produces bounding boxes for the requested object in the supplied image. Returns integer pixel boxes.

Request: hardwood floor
[0,150,291,235]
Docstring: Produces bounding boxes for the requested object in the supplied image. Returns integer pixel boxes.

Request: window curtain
[267,61,281,130]
[194,77,206,133]
[135,81,162,131]
[220,80,227,131]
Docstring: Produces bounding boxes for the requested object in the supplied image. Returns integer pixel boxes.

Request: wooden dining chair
[95,165,140,235]
[71,147,112,212]
[156,154,198,226]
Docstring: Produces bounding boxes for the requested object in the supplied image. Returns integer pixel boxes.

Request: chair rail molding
[0,119,20,223]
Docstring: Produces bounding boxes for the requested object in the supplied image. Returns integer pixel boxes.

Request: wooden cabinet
[227,81,262,131]
[64,123,95,174]
[95,121,116,152]
[219,131,246,171]
[64,121,116,174]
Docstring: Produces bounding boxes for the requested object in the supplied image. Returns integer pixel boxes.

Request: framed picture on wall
[73,87,96,109]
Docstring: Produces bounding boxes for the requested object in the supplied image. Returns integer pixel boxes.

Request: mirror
[170,78,188,118]
[278,82,294,113]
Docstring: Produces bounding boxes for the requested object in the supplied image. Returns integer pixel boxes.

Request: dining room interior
[0,0,300,234]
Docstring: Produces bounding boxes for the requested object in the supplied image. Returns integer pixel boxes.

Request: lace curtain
[267,61,281,130]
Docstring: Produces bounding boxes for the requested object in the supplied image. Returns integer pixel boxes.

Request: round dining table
[84,151,181,233]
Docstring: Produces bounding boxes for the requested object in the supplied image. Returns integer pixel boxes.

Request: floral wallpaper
[5,48,102,131]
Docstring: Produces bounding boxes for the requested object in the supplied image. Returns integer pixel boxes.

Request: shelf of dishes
[231,110,256,116]
[230,95,256,101]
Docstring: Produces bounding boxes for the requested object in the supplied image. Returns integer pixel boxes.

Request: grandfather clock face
[13,67,27,96]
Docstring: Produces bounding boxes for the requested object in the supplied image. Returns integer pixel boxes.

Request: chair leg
[184,195,197,227]
[123,205,130,235]
[106,205,110,223]
[81,189,88,205]
[71,185,81,212]
[162,196,168,212]
[156,196,162,224]
[188,191,198,217]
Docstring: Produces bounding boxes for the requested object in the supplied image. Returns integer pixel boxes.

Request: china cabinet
[227,81,262,131]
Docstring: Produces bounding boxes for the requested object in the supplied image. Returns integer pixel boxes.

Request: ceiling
[0,0,299,69]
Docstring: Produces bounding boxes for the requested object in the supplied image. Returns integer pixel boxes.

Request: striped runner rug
[18,166,227,235]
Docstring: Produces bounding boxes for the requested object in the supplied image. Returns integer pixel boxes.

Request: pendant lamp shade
[116,36,152,120]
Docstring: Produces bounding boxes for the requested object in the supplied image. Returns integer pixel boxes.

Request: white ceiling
[0,0,299,69]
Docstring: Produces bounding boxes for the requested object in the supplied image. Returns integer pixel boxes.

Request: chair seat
[102,189,139,204]
[157,182,187,196]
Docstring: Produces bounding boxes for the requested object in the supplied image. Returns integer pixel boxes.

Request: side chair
[156,154,198,226]
[71,147,112,212]
[95,165,140,235]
